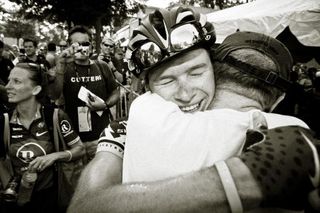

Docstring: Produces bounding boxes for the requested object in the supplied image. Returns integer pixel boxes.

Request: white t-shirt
[123,92,308,183]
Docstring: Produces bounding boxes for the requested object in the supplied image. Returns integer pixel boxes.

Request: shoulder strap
[43,106,54,142]
[3,113,10,155]
[1,113,14,179]
[95,60,110,81]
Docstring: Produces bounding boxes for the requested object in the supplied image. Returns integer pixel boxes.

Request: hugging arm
[68,156,262,213]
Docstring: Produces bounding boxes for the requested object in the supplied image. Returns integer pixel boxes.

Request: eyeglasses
[78,41,91,47]
[103,43,114,48]
[130,21,204,72]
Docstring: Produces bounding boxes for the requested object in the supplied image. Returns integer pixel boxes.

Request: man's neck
[211,87,263,112]
[27,54,37,62]
[75,59,90,65]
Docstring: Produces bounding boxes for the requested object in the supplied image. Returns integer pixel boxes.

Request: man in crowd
[18,38,51,69]
[98,37,114,62]
[46,42,57,67]
[68,7,319,213]
[0,40,14,85]
[98,37,123,83]
[47,25,120,162]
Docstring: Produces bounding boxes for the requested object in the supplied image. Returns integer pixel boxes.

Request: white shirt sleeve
[123,92,251,182]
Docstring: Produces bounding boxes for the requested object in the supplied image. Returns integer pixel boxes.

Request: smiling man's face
[148,48,215,112]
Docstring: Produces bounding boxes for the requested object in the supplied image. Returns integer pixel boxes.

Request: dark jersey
[63,60,118,142]
[6,106,79,191]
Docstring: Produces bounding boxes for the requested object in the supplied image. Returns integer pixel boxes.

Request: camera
[72,42,90,57]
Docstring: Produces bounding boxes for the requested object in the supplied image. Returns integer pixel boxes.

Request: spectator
[57,40,68,54]
[47,25,120,162]
[98,38,123,83]
[98,37,115,64]
[0,40,14,85]
[11,45,19,59]
[1,63,84,213]
[37,42,48,57]
[69,7,318,213]
[19,38,51,69]
[46,42,57,67]
[113,47,128,84]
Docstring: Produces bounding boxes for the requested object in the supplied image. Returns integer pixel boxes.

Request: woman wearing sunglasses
[2,63,84,213]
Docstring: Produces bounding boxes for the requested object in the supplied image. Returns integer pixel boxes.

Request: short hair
[213,49,283,111]
[68,25,92,43]
[47,42,56,51]
[23,38,38,47]
[0,40,4,48]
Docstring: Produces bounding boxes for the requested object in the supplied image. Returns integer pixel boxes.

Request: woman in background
[1,63,84,213]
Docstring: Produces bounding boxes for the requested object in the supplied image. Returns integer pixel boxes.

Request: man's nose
[174,83,194,103]
[5,81,12,89]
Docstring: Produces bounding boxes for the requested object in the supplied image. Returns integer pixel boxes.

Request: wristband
[65,150,72,162]
[215,161,243,213]
[96,141,124,158]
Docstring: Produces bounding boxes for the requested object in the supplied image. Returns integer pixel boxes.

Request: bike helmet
[127,6,216,78]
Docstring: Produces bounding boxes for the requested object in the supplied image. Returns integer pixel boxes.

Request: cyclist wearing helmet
[69,6,320,213]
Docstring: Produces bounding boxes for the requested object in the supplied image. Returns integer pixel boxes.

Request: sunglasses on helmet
[129,21,208,73]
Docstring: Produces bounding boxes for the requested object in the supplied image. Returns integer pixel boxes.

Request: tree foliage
[4,19,36,44]
[171,0,252,10]
[7,0,141,52]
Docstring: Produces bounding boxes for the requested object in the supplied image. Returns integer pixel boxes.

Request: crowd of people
[0,5,320,213]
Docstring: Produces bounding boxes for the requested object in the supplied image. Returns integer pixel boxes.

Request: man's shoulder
[262,112,309,129]
[97,117,127,156]
[92,59,113,74]
[94,59,109,68]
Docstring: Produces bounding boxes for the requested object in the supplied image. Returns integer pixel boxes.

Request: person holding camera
[0,63,85,213]
[18,38,51,69]
[47,25,120,163]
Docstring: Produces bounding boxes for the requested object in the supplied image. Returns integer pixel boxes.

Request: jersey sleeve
[58,109,80,147]
[96,118,127,158]
[240,126,319,210]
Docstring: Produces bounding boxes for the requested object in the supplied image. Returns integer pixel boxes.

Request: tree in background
[4,19,36,44]
[171,0,254,10]
[7,0,141,53]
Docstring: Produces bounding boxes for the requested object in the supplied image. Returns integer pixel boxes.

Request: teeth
[180,103,200,112]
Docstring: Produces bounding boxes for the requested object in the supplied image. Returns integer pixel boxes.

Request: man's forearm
[69,157,262,213]
[105,88,120,107]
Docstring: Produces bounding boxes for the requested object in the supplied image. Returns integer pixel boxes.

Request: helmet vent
[150,11,167,40]
[176,11,194,23]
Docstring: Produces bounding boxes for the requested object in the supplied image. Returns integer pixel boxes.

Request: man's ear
[270,93,285,112]
[32,85,42,96]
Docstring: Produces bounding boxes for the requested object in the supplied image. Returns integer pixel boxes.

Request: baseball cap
[102,37,115,46]
[214,31,293,91]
